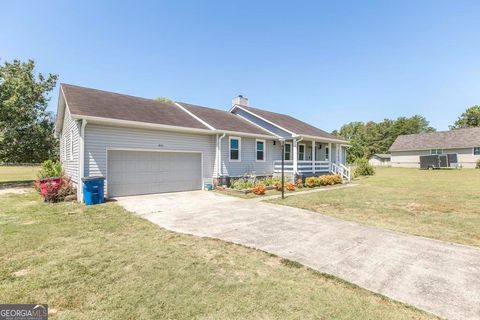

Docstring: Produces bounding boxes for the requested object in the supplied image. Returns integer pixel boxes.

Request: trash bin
[82,176,105,205]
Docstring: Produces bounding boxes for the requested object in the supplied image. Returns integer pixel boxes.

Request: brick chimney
[231,95,249,107]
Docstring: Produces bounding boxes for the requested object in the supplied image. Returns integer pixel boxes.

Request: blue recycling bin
[82,176,105,205]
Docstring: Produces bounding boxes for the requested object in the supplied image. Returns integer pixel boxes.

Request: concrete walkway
[117,191,480,320]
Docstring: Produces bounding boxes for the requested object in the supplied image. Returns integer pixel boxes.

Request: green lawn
[269,167,480,247]
[0,166,39,183]
[0,191,436,319]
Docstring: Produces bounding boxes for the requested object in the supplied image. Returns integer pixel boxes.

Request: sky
[1,0,480,132]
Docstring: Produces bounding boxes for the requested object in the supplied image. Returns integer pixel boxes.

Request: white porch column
[328,142,332,170]
[293,139,298,175]
[312,140,316,174]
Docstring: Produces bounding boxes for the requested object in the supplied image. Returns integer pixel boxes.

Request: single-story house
[55,84,349,199]
[368,154,391,167]
[389,128,480,168]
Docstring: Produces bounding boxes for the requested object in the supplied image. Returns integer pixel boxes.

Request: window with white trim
[229,137,241,161]
[284,142,292,160]
[256,139,265,161]
[69,131,74,160]
[298,144,305,161]
[325,147,329,160]
[474,147,480,155]
[431,149,443,155]
[65,132,71,161]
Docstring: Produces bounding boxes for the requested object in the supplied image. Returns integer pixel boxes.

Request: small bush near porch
[269,167,480,247]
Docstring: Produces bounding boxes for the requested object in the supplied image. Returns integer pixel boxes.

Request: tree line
[334,106,480,163]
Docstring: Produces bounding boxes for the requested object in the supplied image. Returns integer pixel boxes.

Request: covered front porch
[273,139,351,181]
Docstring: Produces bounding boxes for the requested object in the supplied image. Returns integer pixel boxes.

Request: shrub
[476,159,480,169]
[305,176,316,188]
[262,176,274,186]
[296,178,303,188]
[273,180,283,191]
[37,160,62,179]
[231,178,254,190]
[252,183,266,195]
[286,182,295,191]
[317,174,343,186]
[354,158,375,177]
[39,175,76,203]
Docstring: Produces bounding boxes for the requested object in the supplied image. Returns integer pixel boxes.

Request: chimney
[232,95,249,107]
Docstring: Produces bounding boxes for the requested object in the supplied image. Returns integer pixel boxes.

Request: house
[389,128,480,168]
[55,84,349,199]
[368,154,391,167]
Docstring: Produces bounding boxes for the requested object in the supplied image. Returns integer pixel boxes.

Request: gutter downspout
[78,119,87,202]
[217,132,226,177]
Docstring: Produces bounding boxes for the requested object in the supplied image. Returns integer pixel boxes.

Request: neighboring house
[368,154,391,167]
[389,128,480,168]
[55,84,349,199]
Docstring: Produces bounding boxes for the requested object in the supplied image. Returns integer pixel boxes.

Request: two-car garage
[107,150,203,197]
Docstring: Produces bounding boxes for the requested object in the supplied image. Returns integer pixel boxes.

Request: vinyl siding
[60,106,80,184]
[220,135,281,176]
[233,109,291,138]
[391,148,480,168]
[84,124,216,194]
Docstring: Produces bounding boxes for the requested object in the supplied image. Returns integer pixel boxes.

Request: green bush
[231,178,254,190]
[354,158,375,177]
[476,159,480,169]
[37,160,62,179]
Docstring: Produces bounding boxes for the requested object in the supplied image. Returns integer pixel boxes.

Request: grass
[0,166,39,183]
[0,190,437,319]
[269,167,480,247]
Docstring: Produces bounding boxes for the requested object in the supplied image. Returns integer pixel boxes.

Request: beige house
[389,128,480,168]
[368,154,391,167]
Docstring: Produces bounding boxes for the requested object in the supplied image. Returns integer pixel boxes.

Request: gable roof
[372,153,391,159]
[235,105,347,142]
[61,84,209,130]
[389,127,480,151]
[177,102,273,136]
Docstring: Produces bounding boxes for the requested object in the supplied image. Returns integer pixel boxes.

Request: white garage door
[107,150,202,197]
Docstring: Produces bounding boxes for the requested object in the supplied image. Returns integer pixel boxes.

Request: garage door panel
[107,150,202,197]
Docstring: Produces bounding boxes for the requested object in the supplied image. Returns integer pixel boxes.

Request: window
[298,144,305,161]
[325,147,329,160]
[69,131,74,160]
[284,142,292,160]
[256,139,265,161]
[474,147,480,155]
[229,137,241,161]
[431,149,443,155]
[65,132,71,161]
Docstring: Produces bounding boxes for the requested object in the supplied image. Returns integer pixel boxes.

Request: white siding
[391,148,480,168]
[220,135,281,176]
[84,124,216,193]
[60,106,80,184]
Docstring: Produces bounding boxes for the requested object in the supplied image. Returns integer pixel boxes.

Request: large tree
[335,115,435,163]
[450,105,480,129]
[0,59,58,163]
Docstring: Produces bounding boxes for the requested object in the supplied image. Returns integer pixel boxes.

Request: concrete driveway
[116,191,480,320]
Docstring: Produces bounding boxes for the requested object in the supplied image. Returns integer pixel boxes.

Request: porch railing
[331,162,351,182]
[273,160,330,174]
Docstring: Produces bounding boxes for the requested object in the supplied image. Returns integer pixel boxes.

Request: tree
[0,59,58,163]
[335,115,435,163]
[450,105,480,129]
[154,97,175,104]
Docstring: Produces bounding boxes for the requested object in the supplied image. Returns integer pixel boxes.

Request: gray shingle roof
[373,154,391,159]
[178,102,273,136]
[239,105,347,142]
[389,128,480,151]
[61,84,209,130]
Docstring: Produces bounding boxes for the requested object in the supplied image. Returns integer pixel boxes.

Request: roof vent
[232,95,249,107]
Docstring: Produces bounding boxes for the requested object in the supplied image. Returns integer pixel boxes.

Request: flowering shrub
[286,182,295,191]
[252,184,266,195]
[305,177,316,188]
[296,178,303,188]
[36,175,76,203]
[317,174,342,186]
